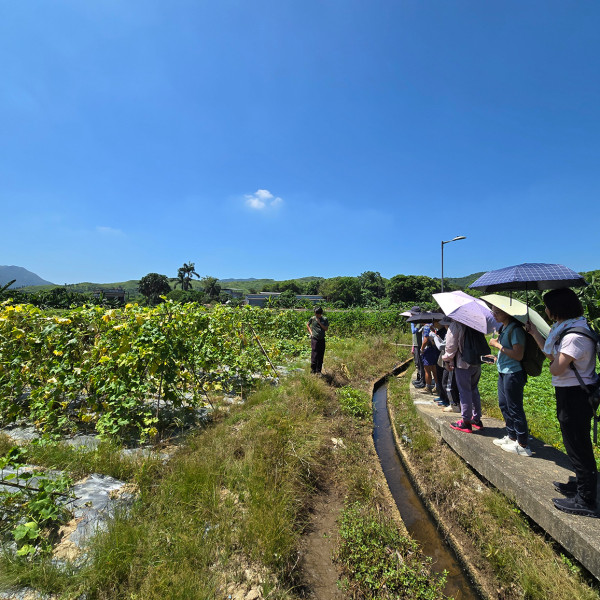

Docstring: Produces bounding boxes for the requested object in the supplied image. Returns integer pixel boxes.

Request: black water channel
[372,380,480,599]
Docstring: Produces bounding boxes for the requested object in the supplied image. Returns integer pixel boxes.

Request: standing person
[435,317,461,412]
[421,321,440,393]
[442,321,484,432]
[307,306,329,375]
[433,318,449,406]
[488,306,532,456]
[410,306,426,389]
[527,288,598,517]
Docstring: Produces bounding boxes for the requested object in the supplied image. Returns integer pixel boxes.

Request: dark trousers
[414,347,425,383]
[497,370,528,446]
[444,368,460,405]
[556,385,598,506]
[455,365,482,423]
[311,338,326,373]
[436,364,448,402]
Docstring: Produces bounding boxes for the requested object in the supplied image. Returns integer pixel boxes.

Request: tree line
[138,267,455,309]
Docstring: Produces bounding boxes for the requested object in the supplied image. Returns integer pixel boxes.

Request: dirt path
[298,487,345,600]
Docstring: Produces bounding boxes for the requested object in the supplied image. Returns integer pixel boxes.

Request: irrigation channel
[372,373,480,600]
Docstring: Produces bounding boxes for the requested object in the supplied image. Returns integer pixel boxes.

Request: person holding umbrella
[434,291,496,432]
[526,288,598,518]
[442,320,486,433]
[487,305,532,457]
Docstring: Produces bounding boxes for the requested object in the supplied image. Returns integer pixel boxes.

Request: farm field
[1,301,600,599]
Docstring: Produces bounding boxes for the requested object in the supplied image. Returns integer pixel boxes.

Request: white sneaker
[502,442,532,457]
[443,404,460,413]
[493,435,512,446]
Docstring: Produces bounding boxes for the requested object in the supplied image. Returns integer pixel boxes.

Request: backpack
[461,326,491,365]
[504,323,545,377]
[521,331,546,376]
[500,322,545,377]
[556,326,600,412]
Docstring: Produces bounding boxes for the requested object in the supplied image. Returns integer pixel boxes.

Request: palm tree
[174,262,200,291]
[0,279,16,294]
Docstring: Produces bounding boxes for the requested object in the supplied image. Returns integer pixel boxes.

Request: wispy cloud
[96,226,124,236]
[245,189,283,210]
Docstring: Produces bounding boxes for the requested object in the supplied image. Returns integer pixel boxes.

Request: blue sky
[2,1,599,285]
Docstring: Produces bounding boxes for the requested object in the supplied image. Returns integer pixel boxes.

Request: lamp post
[441,236,466,292]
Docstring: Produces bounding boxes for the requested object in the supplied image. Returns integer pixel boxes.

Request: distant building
[244,292,323,308]
[221,288,244,298]
[93,288,127,302]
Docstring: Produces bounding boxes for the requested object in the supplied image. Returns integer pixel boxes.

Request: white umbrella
[433,291,500,334]
[481,294,551,339]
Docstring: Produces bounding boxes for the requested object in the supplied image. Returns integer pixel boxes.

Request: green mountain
[0,266,54,288]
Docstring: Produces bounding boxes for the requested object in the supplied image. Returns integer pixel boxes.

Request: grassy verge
[388,371,600,600]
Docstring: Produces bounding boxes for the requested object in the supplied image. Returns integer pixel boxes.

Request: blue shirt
[497,323,526,374]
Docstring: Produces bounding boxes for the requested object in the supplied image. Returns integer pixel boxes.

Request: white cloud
[96,226,124,236]
[245,189,283,210]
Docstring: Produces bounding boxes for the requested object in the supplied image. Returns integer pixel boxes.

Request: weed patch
[337,386,371,420]
[337,502,448,599]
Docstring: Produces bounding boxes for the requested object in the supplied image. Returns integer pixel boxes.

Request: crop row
[0,302,407,441]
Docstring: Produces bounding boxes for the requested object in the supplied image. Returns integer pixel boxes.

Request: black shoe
[553,480,577,497]
[553,495,599,518]
[413,381,425,389]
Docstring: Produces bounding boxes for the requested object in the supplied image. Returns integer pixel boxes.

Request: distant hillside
[445,272,485,289]
[217,277,321,293]
[219,278,260,283]
[0,266,54,288]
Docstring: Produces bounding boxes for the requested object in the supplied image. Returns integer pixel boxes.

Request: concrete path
[409,380,600,581]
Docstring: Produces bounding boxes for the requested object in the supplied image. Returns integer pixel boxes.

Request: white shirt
[553,331,597,388]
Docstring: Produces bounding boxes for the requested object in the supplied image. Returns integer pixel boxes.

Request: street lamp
[441,236,466,293]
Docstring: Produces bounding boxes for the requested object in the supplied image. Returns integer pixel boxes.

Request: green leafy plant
[337,502,448,599]
[337,386,371,420]
[0,447,73,557]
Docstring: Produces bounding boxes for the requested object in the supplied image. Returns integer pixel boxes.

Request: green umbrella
[481,293,551,339]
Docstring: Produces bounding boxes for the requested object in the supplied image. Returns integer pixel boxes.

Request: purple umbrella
[469,263,586,293]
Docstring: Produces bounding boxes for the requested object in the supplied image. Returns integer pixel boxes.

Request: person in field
[307,306,329,374]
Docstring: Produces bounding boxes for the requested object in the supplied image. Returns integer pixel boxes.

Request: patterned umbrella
[469,263,586,293]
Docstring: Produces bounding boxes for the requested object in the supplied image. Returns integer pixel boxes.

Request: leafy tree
[201,276,221,299]
[274,289,298,308]
[138,273,171,305]
[320,277,362,307]
[279,279,301,294]
[174,262,199,291]
[301,278,324,295]
[359,271,387,302]
[386,275,439,305]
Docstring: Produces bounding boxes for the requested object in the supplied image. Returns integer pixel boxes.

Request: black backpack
[461,327,491,365]
[503,322,545,377]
